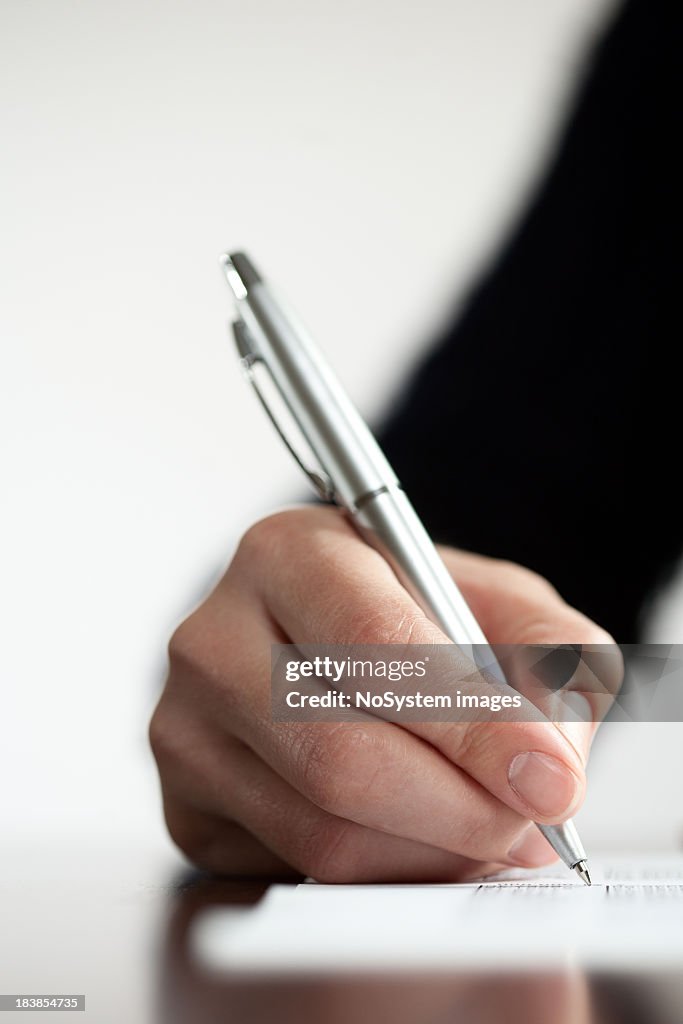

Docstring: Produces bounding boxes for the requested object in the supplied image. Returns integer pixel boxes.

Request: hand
[150,505,620,882]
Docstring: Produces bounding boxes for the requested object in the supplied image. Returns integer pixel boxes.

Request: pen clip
[232,319,336,504]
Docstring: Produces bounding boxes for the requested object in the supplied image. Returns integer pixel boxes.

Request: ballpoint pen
[220,249,592,886]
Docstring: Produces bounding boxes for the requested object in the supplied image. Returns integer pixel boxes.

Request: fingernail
[508,751,581,820]
[507,826,559,867]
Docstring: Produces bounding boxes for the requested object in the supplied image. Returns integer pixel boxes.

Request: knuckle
[148,702,190,778]
[441,720,479,765]
[149,694,212,781]
[166,609,240,710]
[148,702,173,766]
[167,614,207,674]
[292,724,380,817]
[440,718,506,770]
[340,603,437,647]
[235,509,308,566]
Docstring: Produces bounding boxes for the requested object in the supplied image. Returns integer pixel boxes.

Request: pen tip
[574,860,592,886]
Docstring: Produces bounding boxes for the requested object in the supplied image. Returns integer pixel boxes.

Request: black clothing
[378,0,680,641]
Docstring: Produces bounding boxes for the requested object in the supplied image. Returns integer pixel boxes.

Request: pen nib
[574,859,592,886]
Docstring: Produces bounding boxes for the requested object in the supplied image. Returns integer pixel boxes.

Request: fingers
[160,800,300,878]
[162,601,553,867]
[152,505,617,881]
[403,719,585,824]
[229,508,590,825]
[254,718,552,863]
[155,727,556,882]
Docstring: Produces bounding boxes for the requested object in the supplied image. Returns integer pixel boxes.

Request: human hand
[150,505,620,881]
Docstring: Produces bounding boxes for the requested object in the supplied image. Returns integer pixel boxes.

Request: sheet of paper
[191,857,683,973]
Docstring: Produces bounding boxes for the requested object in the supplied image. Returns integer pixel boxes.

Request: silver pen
[220,249,591,886]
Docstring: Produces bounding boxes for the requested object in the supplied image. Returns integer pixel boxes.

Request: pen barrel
[352,487,489,651]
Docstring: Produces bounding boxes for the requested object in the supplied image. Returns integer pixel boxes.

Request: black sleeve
[377,0,681,642]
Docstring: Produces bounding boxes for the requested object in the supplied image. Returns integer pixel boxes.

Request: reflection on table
[157,874,683,1024]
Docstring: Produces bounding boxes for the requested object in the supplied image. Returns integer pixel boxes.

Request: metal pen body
[223,251,590,883]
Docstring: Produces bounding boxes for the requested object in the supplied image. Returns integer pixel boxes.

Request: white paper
[191,857,683,973]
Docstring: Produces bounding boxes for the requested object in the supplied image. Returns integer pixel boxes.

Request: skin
[150,505,620,882]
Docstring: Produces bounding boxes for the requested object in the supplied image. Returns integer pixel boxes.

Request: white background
[2,0,682,863]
